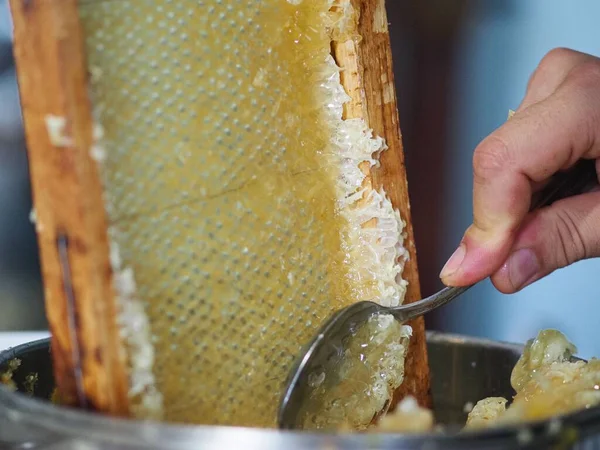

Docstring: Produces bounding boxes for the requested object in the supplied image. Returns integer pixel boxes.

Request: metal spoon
[278,158,599,430]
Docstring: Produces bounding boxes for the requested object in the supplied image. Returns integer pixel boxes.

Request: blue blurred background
[389,0,600,358]
[0,0,44,331]
[0,1,599,355]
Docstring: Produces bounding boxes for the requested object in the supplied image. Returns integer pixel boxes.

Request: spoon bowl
[277,286,470,429]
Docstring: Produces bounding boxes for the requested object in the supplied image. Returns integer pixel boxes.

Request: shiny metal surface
[279,158,599,428]
[277,288,470,429]
[2,333,600,449]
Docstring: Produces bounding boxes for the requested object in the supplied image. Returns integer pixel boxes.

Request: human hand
[440,47,600,293]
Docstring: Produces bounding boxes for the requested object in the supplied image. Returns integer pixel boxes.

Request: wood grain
[331,0,432,409]
[9,0,129,416]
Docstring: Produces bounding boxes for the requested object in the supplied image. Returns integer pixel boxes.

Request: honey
[368,329,600,433]
[464,397,507,429]
[374,395,434,433]
[468,329,600,428]
[0,358,20,392]
[300,314,411,430]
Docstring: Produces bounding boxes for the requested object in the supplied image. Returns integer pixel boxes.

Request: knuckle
[551,207,588,266]
[473,136,514,184]
[529,48,576,86]
[566,59,600,88]
[541,47,578,67]
[562,60,600,152]
[527,48,592,94]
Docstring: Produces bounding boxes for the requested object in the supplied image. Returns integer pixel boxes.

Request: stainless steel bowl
[1,332,599,450]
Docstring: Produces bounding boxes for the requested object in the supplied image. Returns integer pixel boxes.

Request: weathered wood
[332,0,432,409]
[9,0,129,416]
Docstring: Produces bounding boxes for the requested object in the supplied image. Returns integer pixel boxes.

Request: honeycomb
[300,314,411,431]
[374,395,434,433]
[467,329,600,428]
[374,329,600,433]
[78,0,409,426]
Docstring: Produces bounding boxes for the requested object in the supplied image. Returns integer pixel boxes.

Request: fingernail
[506,248,540,291]
[440,244,466,279]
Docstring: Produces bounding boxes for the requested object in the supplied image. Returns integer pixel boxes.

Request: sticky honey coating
[300,314,411,430]
[467,329,600,428]
[0,358,20,392]
[374,395,434,433]
[371,329,600,434]
[464,397,507,429]
[79,1,409,426]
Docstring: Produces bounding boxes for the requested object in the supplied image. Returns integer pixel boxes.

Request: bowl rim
[0,332,598,449]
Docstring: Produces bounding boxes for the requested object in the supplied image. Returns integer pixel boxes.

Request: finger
[491,191,600,293]
[517,48,595,111]
[512,48,594,195]
[441,64,600,286]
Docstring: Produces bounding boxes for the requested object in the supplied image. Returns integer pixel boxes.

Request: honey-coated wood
[332,0,432,410]
[9,0,129,416]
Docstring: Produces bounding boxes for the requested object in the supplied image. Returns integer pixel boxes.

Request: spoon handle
[394,158,599,322]
[391,285,472,322]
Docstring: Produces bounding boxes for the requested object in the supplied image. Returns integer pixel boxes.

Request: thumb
[491,189,600,293]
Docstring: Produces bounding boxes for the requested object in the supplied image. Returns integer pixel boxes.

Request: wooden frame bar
[9,0,129,416]
[332,0,431,409]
